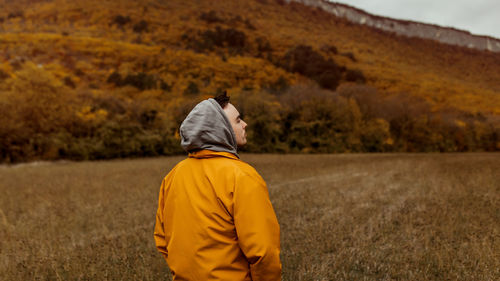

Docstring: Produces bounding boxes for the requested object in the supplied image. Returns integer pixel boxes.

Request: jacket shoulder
[231,160,265,185]
[167,156,265,184]
[162,158,189,180]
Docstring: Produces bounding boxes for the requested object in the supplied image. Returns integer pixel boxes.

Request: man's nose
[242,120,247,128]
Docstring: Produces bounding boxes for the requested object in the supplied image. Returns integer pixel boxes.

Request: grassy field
[1,153,499,280]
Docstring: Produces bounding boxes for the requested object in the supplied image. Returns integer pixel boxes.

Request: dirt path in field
[269,171,370,189]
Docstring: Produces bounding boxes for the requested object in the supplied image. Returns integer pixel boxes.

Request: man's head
[214,92,247,147]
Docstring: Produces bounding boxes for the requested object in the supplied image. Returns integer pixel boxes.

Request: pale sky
[331,0,500,39]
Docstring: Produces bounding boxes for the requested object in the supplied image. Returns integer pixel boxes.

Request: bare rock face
[287,0,500,52]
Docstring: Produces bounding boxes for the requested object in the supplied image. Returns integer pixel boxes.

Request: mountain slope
[1,0,498,113]
[0,0,499,161]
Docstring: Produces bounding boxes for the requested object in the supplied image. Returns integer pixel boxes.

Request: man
[154,93,281,280]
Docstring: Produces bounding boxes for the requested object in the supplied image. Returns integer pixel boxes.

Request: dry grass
[1,153,499,280]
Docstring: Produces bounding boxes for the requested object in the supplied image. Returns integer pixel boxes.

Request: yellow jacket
[154,150,281,280]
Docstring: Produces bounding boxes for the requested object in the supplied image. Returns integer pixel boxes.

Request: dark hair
[214,91,230,108]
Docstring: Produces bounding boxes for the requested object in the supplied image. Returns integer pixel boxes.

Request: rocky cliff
[288,0,500,52]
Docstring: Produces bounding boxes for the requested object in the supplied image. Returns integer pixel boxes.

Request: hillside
[0,0,499,162]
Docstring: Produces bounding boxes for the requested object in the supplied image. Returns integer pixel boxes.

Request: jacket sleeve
[154,177,169,262]
[233,171,281,281]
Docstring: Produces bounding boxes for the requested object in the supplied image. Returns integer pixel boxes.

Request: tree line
[1,62,498,163]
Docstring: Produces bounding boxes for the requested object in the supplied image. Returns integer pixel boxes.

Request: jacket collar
[188,149,239,160]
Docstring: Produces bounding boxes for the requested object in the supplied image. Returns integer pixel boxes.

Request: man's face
[223,103,247,147]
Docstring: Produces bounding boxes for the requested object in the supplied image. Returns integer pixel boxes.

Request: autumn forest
[1,0,499,162]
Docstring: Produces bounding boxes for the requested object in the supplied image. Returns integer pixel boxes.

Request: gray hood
[180,98,238,157]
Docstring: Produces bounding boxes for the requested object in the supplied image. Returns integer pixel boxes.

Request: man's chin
[237,140,247,148]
